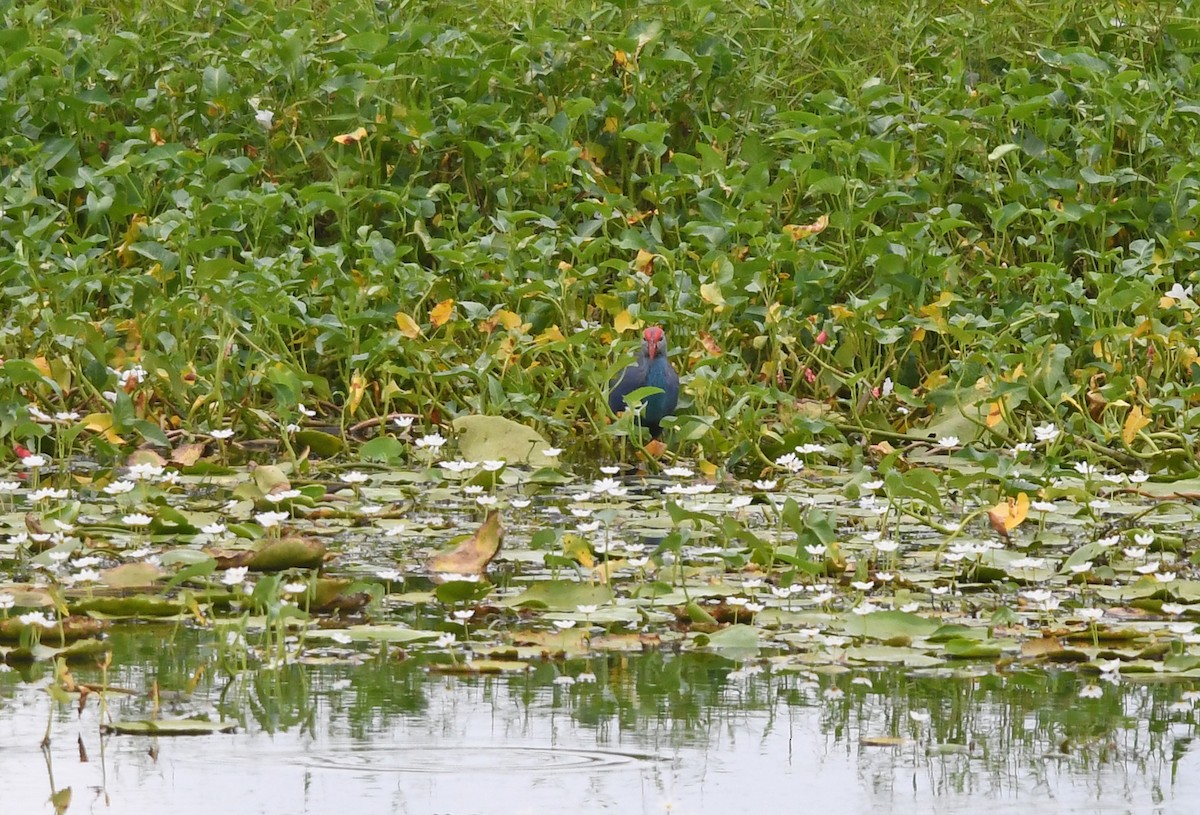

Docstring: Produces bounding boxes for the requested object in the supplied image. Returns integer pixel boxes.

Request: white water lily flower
[774,453,804,472]
[255,510,289,528]
[1166,282,1193,301]
[18,611,54,628]
[103,480,136,495]
[221,567,249,586]
[414,433,446,450]
[439,460,478,473]
[1033,423,1060,442]
[127,462,164,480]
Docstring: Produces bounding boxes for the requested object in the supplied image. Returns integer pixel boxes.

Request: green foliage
[1,1,1199,468]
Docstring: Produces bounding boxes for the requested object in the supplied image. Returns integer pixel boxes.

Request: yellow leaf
[782,214,829,240]
[986,400,1004,428]
[395,311,422,339]
[562,534,594,569]
[698,459,718,478]
[536,325,566,344]
[633,248,655,274]
[332,127,368,145]
[149,128,166,146]
[766,302,782,324]
[614,309,641,333]
[613,49,629,68]
[117,215,147,267]
[1159,295,1178,309]
[603,116,620,134]
[912,326,926,342]
[987,493,1030,536]
[494,335,516,365]
[430,298,456,328]
[495,309,524,331]
[1123,404,1150,446]
[347,370,366,415]
[82,412,126,445]
[829,304,854,319]
[700,282,726,308]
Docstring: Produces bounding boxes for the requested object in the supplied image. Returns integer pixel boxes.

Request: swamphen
[608,326,679,440]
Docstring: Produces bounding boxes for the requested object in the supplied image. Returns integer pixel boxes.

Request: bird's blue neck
[645,355,671,387]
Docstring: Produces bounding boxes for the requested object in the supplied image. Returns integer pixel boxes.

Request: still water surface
[2,628,1196,815]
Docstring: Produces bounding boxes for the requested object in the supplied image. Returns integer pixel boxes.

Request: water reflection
[1,627,1198,814]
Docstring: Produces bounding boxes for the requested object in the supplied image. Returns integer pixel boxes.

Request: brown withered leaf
[697,331,723,356]
[426,511,503,577]
[171,442,206,466]
[783,214,829,240]
[332,127,368,145]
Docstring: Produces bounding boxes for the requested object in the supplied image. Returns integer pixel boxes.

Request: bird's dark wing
[608,362,647,413]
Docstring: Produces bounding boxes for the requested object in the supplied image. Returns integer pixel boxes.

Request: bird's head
[643,326,666,360]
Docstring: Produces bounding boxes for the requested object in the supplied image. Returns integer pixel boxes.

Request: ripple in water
[307,745,654,774]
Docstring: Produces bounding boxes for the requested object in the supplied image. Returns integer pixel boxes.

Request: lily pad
[504,581,613,611]
[102,718,237,736]
[452,415,555,464]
